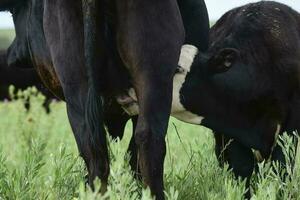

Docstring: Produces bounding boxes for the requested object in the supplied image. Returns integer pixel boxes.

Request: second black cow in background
[0,50,55,111]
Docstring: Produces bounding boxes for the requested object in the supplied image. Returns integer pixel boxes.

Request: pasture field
[0,29,300,200]
[0,87,299,200]
[0,29,15,49]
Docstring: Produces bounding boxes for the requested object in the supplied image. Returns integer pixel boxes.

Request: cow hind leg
[134,77,174,200]
[43,0,109,192]
[115,1,184,197]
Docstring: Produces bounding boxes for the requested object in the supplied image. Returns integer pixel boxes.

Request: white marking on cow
[119,45,204,125]
[171,45,204,124]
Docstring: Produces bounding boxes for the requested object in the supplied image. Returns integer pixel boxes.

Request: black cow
[0,0,209,199]
[0,50,55,111]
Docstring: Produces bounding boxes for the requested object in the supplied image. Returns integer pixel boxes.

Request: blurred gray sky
[0,0,299,28]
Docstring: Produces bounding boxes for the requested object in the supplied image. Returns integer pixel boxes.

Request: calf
[125,1,300,196]
[179,1,300,191]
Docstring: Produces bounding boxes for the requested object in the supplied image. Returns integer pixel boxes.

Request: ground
[0,28,14,49]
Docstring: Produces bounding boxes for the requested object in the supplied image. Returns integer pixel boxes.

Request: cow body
[0,0,209,198]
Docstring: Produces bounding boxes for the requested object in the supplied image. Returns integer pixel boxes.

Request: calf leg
[214,133,254,198]
[214,133,255,177]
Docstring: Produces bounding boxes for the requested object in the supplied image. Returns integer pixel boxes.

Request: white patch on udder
[171,45,204,124]
[120,44,204,125]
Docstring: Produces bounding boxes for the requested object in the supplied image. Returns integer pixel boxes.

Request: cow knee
[134,125,166,151]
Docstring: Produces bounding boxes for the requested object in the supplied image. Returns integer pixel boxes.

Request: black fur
[179,2,300,196]
[82,0,109,188]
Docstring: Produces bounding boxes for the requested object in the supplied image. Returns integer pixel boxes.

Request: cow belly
[117,96,204,125]
[116,44,204,124]
[117,87,204,125]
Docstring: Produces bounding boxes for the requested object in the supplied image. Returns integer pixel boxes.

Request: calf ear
[208,48,239,73]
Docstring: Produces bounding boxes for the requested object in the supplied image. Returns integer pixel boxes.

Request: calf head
[182,44,270,115]
[181,41,282,153]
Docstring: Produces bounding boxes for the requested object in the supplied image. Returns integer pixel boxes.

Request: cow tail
[82,0,108,158]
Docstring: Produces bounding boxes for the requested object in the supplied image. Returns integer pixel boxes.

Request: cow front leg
[64,85,109,192]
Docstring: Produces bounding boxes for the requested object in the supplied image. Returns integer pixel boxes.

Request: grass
[0,28,299,199]
[0,29,15,49]
[0,87,299,200]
